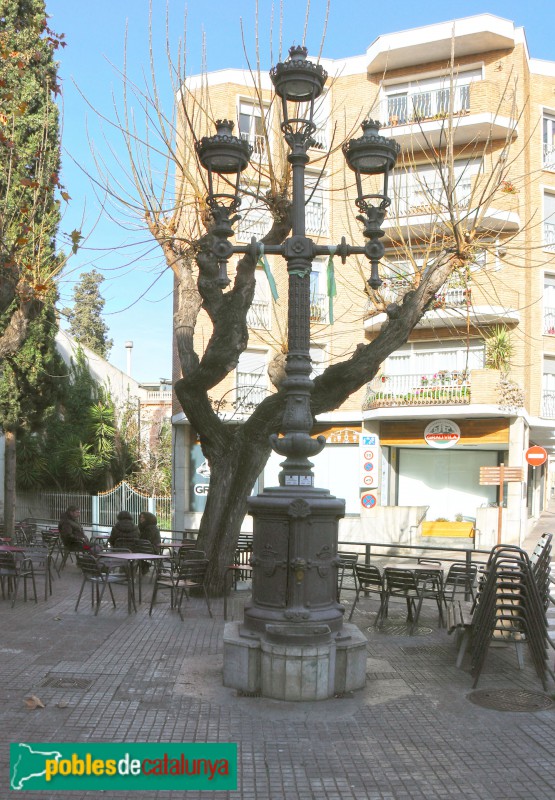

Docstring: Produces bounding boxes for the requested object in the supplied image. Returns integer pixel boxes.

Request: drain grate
[236,689,262,698]
[468,689,554,712]
[41,676,93,690]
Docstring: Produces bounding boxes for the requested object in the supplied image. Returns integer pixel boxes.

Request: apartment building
[172,14,555,547]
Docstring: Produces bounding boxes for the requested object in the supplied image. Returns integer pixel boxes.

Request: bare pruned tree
[85,5,529,590]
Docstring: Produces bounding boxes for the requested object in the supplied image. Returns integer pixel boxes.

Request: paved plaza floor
[2,519,555,799]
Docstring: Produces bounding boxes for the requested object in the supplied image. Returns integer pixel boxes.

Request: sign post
[479,464,524,545]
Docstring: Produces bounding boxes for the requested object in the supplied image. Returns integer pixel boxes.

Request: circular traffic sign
[361,492,377,509]
[525,445,548,466]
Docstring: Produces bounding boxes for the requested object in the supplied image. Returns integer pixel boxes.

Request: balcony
[544,144,555,172]
[378,81,517,151]
[383,176,521,242]
[365,16,517,75]
[545,222,555,253]
[235,372,268,411]
[247,300,271,329]
[542,390,555,418]
[310,125,328,152]
[544,307,555,336]
[364,279,520,333]
[305,202,328,236]
[364,370,471,410]
[310,294,328,324]
[240,131,267,161]
[236,210,272,242]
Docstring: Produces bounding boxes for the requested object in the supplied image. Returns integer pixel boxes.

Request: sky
[47,0,555,383]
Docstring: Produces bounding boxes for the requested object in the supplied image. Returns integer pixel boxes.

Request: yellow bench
[421,521,474,538]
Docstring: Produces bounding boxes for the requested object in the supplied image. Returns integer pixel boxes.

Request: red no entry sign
[525,446,548,466]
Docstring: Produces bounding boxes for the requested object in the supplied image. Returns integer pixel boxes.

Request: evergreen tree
[0,301,66,511]
[64,269,113,358]
[17,347,139,492]
[0,0,64,358]
[0,0,65,533]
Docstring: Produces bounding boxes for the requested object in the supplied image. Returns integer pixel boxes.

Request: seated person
[58,506,97,553]
[109,510,140,550]
[138,512,161,548]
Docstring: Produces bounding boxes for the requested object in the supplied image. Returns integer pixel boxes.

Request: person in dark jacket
[108,510,140,549]
[58,506,103,556]
[137,511,161,574]
[138,512,161,548]
[58,506,93,552]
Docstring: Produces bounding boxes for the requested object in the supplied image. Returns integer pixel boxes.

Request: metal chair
[224,543,253,621]
[337,551,359,602]
[0,552,37,608]
[149,557,179,614]
[383,567,444,634]
[75,552,135,615]
[442,562,478,603]
[348,564,385,624]
[23,543,56,601]
[175,559,212,621]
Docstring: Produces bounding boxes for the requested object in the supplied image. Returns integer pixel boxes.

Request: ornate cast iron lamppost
[196,46,399,700]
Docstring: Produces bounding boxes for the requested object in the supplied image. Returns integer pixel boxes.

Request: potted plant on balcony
[500,179,519,194]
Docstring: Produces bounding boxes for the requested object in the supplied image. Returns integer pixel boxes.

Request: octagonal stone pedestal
[223,621,367,701]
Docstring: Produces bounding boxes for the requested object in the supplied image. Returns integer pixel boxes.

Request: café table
[381,560,445,629]
[98,552,167,611]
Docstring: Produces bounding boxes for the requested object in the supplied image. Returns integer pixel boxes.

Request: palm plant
[485,325,514,372]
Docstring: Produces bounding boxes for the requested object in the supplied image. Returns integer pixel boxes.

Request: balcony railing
[247,300,271,329]
[235,372,268,410]
[391,180,472,216]
[545,222,555,252]
[382,85,470,127]
[310,294,327,323]
[376,278,470,309]
[544,144,555,171]
[240,131,267,160]
[544,307,555,335]
[310,126,328,151]
[542,389,555,418]
[305,202,327,236]
[144,391,172,402]
[236,211,272,242]
[364,370,471,410]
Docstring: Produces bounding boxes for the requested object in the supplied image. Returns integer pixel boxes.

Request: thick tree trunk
[4,429,16,538]
[196,433,273,594]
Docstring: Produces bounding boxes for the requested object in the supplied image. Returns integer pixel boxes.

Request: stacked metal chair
[470,544,550,689]
[530,533,552,611]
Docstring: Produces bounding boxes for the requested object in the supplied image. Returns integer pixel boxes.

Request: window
[236,349,267,410]
[305,173,328,236]
[310,258,327,323]
[545,275,555,335]
[238,100,268,159]
[543,113,555,170]
[391,158,481,215]
[236,188,272,242]
[385,339,484,377]
[247,270,271,329]
[542,356,555,417]
[383,68,480,125]
[544,192,555,252]
[310,344,326,378]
